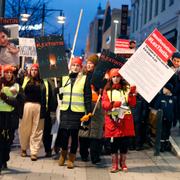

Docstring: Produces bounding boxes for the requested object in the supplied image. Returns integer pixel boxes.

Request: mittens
[80,113,92,122]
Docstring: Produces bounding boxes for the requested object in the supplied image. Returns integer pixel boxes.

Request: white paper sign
[119,29,176,103]
[19,38,37,57]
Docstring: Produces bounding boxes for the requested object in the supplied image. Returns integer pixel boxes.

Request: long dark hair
[0,74,16,87]
[103,78,128,91]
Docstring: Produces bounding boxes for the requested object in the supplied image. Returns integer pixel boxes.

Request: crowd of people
[0,48,180,175]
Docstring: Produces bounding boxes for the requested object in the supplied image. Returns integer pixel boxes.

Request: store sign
[120,5,128,36]
[19,24,42,31]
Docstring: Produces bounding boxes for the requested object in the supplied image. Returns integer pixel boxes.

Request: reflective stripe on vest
[22,76,29,89]
[60,75,86,112]
[107,89,131,115]
[22,77,49,109]
[0,83,19,112]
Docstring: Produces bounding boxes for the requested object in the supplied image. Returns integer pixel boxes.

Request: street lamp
[113,19,119,41]
[113,19,119,50]
[20,13,31,22]
[19,4,65,36]
[57,11,65,36]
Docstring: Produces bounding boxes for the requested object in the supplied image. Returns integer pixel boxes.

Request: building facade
[130,0,180,50]
[101,3,131,52]
[88,4,104,54]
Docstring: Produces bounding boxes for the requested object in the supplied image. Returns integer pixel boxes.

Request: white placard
[119,29,176,103]
[19,38,37,57]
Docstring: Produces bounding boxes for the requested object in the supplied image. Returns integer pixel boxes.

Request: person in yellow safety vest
[18,63,54,161]
[57,57,92,169]
[0,65,24,174]
[102,68,136,173]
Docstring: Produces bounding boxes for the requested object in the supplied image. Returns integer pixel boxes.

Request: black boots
[160,140,171,152]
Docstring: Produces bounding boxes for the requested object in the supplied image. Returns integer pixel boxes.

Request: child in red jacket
[102,68,136,173]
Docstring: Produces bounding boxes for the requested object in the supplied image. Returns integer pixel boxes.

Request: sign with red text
[35,35,68,79]
[114,39,136,58]
[119,29,176,103]
[0,18,19,25]
[92,49,127,90]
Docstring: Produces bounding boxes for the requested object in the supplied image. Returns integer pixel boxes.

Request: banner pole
[69,9,83,67]
[21,56,25,69]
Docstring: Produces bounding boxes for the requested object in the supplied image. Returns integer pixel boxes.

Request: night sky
[47,0,131,55]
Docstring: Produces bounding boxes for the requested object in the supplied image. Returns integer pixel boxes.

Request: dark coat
[21,78,46,119]
[154,92,176,123]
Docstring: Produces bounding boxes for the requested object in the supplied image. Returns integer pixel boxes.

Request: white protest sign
[19,38,37,57]
[119,29,176,103]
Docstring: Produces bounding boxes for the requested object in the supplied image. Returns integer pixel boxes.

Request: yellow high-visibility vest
[107,89,131,115]
[60,75,86,112]
[22,77,49,109]
[0,83,19,112]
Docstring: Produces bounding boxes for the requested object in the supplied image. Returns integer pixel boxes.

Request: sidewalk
[170,124,180,157]
[0,146,180,180]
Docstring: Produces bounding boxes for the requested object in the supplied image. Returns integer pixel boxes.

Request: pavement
[1,140,180,180]
[171,124,180,157]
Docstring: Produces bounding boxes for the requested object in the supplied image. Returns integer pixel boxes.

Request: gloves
[80,113,92,122]
[0,92,7,101]
[113,101,121,108]
[130,86,136,94]
[50,112,56,124]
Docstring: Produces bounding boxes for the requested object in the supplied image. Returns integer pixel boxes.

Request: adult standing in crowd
[169,52,180,128]
[102,68,136,173]
[18,64,51,161]
[0,65,24,174]
[58,57,92,169]
[79,54,104,164]
[43,78,58,157]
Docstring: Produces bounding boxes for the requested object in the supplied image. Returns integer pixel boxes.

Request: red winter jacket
[102,89,136,138]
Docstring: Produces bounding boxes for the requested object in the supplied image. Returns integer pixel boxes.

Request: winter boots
[120,154,128,172]
[67,153,76,169]
[160,140,171,152]
[58,151,76,169]
[58,150,67,166]
[110,154,119,173]
[21,150,27,157]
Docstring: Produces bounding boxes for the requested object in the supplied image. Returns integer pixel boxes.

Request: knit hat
[3,65,15,72]
[87,54,99,66]
[164,83,173,93]
[31,63,39,69]
[71,57,82,67]
[109,68,121,79]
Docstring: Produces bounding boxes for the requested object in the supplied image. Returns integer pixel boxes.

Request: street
[0,145,180,180]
